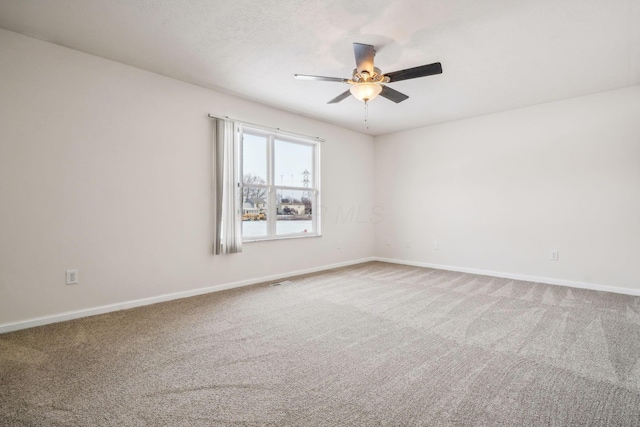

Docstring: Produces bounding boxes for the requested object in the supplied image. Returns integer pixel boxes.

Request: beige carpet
[2,261,640,426]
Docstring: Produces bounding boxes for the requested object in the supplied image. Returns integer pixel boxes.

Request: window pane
[242,187,268,238]
[276,189,313,235]
[243,133,267,185]
[274,140,313,188]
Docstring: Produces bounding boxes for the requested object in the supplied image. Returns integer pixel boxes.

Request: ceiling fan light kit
[350,82,382,102]
[295,42,442,105]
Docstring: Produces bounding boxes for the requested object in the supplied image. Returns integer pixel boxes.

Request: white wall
[2,27,638,331]
[0,29,375,327]
[375,86,640,292]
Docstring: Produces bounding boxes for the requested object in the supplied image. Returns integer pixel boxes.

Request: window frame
[239,125,321,242]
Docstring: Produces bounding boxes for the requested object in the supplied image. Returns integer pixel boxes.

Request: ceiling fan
[295,43,442,104]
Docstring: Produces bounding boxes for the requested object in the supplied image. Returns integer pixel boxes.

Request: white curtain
[213,118,242,254]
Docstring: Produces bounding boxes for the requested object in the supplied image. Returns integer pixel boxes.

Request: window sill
[243,233,322,243]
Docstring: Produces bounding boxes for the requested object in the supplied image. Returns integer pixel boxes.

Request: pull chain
[364,100,369,130]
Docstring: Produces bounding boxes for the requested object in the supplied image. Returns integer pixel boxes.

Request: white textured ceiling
[1,0,639,135]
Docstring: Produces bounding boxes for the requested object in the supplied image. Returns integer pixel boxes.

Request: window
[240,126,320,241]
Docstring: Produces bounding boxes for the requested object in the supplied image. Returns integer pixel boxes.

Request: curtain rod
[207,114,324,142]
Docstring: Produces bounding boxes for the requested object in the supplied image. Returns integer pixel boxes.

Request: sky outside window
[242,133,267,183]
[274,140,313,188]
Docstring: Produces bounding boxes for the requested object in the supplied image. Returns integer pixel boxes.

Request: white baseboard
[0,257,376,334]
[374,257,640,297]
[4,256,636,334]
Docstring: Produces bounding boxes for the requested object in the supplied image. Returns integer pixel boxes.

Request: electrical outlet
[337,240,341,250]
[66,269,78,285]
[550,250,559,261]
[433,241,439,250]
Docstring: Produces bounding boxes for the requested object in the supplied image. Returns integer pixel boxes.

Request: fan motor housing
[350,67,389,84]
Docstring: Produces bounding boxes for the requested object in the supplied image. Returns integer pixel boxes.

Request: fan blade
[327,90,352,104]
[380,85,409,103]
[295,74,348,83]
[385,62,442,82]
[353,43,375,75]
